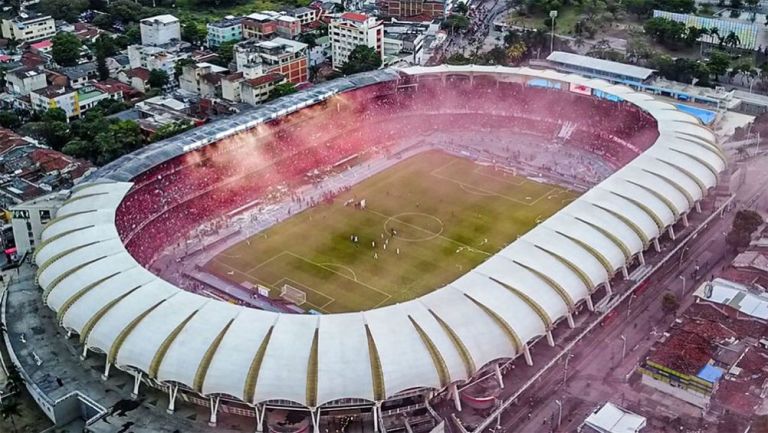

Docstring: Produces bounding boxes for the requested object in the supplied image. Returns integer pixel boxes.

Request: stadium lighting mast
[549,10,558,53]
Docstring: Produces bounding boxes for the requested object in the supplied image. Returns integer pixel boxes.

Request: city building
[309,35,331,66]
[1,13,56,43]
[275,15,302,39]
[240,72,285,105]
[30,85,112,118]
[289,7,318,25]
[59,62,98,89]
[242,13,277,40]
[119,67,152,93]
[221,71,245,102]
[5,66,47,96]
[206,17,244,48]
[10,191,66,256]
[140,14,181,46]
[580,402,646,433]
[234,38,309,84]
[383,24,426,65]
[329,12,384,70]
[179,62,228,98]
[381,0,445,19]
[29,39,52,55]
[127,42,192,78]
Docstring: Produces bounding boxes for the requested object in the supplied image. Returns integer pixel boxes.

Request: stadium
[31,65,725,431]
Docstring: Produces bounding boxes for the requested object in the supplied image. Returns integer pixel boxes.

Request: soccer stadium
[31,65,725,432]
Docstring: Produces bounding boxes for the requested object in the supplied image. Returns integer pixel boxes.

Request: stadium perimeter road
[448,157,768,433]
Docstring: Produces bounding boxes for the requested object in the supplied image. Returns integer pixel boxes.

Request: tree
[298,33,318,48]
[442,14,470,34]
[453,1,469,14]
[216,40,237,67]
[51,32,83,67]
[20,121,71,150]
[181,20,207,45]
[149,120,194,142]
[93,36,116,81]
[0,110,21,129]
[506,42,527,64]
[174,58,195,80]
[726,209,763,250]
[42,108,68,123]
[707,51,730,80]
[340,45,382,75]
[724,31,741,49]
[36,0,89,21]
[0,398,21,433]
[445,53,472,65]
[268,82,297,101]
[148,69,169,89]
[661,292,679,314]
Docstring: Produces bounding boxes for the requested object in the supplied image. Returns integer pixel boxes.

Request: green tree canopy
[148,69,169,89]
[707,51,730,79]
[216,40,237,66]
[268,82,297,101]
[35,0,89,21]
[150,120,194,142]
[181,20,207,45]
[0,110,21,129]
[51,32,83,67]
[340,45,382,75]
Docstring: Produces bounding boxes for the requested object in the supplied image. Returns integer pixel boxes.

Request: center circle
[383,212,445,242]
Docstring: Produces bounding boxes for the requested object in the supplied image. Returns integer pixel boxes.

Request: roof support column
[309,408,321,433]
[66,329,73,339]
[523,344,533,366]
[653,238,661,252]
[255,404,266,432]
[101,361,111,381]
[546,330,554,346]
[668,226,676,240]
[494,362,504,388]
[449,382,462,412]
[638,251,646,266]
[131,371,142,399]
[208,396,221,427]
[373,402,381,432]
[695,201,702,213]
[621,265,629,279]
[566,312,575,328]
[585,294,594,312]
[682,212,689,227]
[81,346,88,360]
[167,384,178,414]
[604,280,612,297]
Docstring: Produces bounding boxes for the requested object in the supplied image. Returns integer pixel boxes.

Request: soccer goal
[280,283,307,306]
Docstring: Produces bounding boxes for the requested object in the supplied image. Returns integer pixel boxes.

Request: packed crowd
[115,77,659,266]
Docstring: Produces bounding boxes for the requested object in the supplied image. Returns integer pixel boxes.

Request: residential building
[207,17,243,48]
[275,15,302,39]
[309,35,331,66]
[29,39,52,55]
[140,14,181,46]
[10,192,64,255]
[118,67,152,93]
[71,22,105,44]
[127,43,192,78]
[290,7,317,25]
[383,30,425,65]
[0,128,37,156]
[30,85,111,118]
[235,37,309,84]
[329,13,384,70]
[580,403,646,433]
[242,13,277,40]
[59,62,98,89]
[381,0,445,19]
[5,66,47,96]
[179,62,228,98]
[1,13,56,43]
[221,72,245,102]
[240,73,285,105]
[105,54,131,78]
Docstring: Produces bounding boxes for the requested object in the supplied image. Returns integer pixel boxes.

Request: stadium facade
[30,66,724,430]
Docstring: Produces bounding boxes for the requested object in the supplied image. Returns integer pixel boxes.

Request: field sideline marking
[208,258,273,288]
[320,263,358,281]
[470,164,527,186]
[365,208,492,257]
[284,251,392,306]
[246,250,291,274]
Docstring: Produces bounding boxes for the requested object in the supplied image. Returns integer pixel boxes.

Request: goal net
[280,284,307,306]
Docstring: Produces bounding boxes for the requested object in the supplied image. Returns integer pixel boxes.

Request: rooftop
[582,402,646,433]
[244,72,284,87]
[140,14,179,24]
[546,51,655,81]
[693,278,768,320]
[208,17,243,28]
[33,85,74,99]
[340,12,370,22]
[60,62,97,80]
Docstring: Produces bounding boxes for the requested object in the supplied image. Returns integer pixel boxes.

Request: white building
[127,44,189,78]
[10,191,68,256]
[139,14,181,46]
[329,12,384,70]
[5,66,47,96]
[1,13,56,43]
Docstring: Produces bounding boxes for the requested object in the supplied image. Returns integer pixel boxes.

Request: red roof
[93,79,133,95]
[126,67,151,81]
[341,12,369,22]
[245,73,284,87]
[30,40,52,50]
[30,148,92,174]
[0,127,30,155]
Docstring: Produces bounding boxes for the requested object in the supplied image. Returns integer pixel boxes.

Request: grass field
[205,151,578,313]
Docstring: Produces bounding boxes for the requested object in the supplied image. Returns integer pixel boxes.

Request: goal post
[280,284,307,306]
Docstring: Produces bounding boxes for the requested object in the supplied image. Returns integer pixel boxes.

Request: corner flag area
[204,151,578,313]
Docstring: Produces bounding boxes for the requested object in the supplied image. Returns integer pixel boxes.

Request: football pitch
[204,150,579,313]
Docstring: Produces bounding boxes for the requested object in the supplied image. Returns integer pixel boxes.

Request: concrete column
[81,346,88,360]
[522,344,533,367]
[131,372,143,399]
[101,362,111,381]
[695,201,702,213]
[638,251,646,266]
[450,383,462,412]
[167,385,178,414]
[373,402,381,432]
[621,266,629,279]
[604,279,612,296]
[653,238,661,252]
[682,213,689,227]
[255,404,266,433]
[585,295,594,312]
[494,362,504,387]
[209,396,221,427]
[546,330,555,346]
[309,408,321,433]
[566,313,575,328]
[668,226,676,240]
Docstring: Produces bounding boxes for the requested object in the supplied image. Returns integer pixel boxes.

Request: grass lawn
[507,5,581,35]
[205,151,578,313]
[172,0,309,22]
